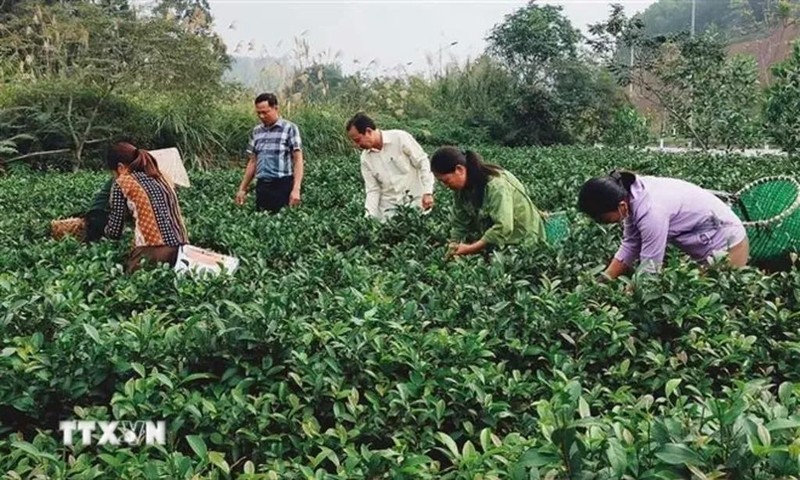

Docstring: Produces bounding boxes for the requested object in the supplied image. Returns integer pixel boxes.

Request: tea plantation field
[3,146,800,479]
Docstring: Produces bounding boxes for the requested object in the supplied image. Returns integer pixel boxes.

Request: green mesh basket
[726,176,800,262]
[543,210,571,245]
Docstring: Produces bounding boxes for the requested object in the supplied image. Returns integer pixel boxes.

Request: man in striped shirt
[235,93,305,213]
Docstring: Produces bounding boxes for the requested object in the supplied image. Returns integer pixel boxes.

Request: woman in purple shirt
[578,170,749,281]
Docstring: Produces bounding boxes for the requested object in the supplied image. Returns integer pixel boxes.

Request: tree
[153,0,212,35]
[486,1,581,86]
[552,60,627,144]
[426,55,517,144]
[151,0,228,62]
[0,1,229,167]
[601,106,650,147]
[286,63,346,104]
[481,1,591,145]
[586,4,644,67]
[588,6,763,150]
[764,40,800,154]
[634,0,797,39]
[656,37,763,150]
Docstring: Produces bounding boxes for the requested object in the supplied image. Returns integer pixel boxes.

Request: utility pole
[688,0,696,148]
[629,45,634,96]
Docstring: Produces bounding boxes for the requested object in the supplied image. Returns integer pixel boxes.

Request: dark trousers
[256,176,294,214]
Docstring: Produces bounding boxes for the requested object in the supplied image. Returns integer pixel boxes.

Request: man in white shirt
[346,112,435,222]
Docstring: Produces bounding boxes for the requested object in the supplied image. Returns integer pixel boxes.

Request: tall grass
[281,101,353,158]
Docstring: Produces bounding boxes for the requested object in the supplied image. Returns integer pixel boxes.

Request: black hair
[254,93,278,107]
[345,112,376,134]
[577,169,637,220]
[430,146,503,207]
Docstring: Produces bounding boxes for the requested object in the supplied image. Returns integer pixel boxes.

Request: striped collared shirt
[105,171,188,247]
[246,118,302,180]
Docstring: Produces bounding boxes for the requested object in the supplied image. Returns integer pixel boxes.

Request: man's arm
[236,154,256,206]
[290,149,303,206]
[237,128,258,205]
[288,124,303,206]
[361,159,382,220]
[401,131,435,209]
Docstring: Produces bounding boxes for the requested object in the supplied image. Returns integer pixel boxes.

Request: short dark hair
[255,93,278,107]
[345,112,376,134]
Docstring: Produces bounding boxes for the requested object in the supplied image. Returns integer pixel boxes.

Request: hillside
[630,21,800,134]
[728,21,800,85]
[223,55,294,92]
[637,0,777,39]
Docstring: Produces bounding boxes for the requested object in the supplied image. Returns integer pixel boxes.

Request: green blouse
[86,178,114,213]
[450,169,546,247]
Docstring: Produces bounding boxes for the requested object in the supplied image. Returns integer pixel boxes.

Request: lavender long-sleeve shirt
[615,176,746,273]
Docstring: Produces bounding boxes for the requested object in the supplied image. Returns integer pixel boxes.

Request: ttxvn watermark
[59,420,166,446]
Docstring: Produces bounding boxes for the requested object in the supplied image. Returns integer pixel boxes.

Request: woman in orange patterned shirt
[104,142,189,273]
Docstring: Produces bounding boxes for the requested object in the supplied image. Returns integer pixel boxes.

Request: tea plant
[2,146,800,478]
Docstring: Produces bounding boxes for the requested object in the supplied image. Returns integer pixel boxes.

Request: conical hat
[150,147,191,188]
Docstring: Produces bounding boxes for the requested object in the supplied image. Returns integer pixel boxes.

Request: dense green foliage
[6,0,800,170]
[3,1,800,472]
[3,146,800,478]
[0,0,238,170]
[765,40,800,154]
[588,6,766,150]
[636,0,798,39]
[0,0,642,171]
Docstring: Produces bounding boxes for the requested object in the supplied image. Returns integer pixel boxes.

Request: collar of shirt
[259,118,286,132]
[367,130,393,153]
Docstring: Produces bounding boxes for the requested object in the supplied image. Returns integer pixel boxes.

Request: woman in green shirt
[84,178,114,242]
[430,146,546,257]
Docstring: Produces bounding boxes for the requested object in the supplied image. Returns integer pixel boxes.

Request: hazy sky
[207,0,659,75]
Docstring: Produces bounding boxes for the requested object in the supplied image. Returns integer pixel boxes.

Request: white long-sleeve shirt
[360,129,435,221]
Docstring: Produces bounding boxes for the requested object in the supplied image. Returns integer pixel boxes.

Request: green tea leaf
[516,448,559,468]
[655,443,702,466]
[83,324,102,345]
[766,418,800,431]
[208,451,230,474]
[436,432,460,459]
[131,362,146,377]
[665,378,682,398]
[186,435,207,459]
[578,397,591,418]
[12,442,58,462]
[154,373,174,389]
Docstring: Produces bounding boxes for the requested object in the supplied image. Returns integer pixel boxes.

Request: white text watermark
[59,420,166,446]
